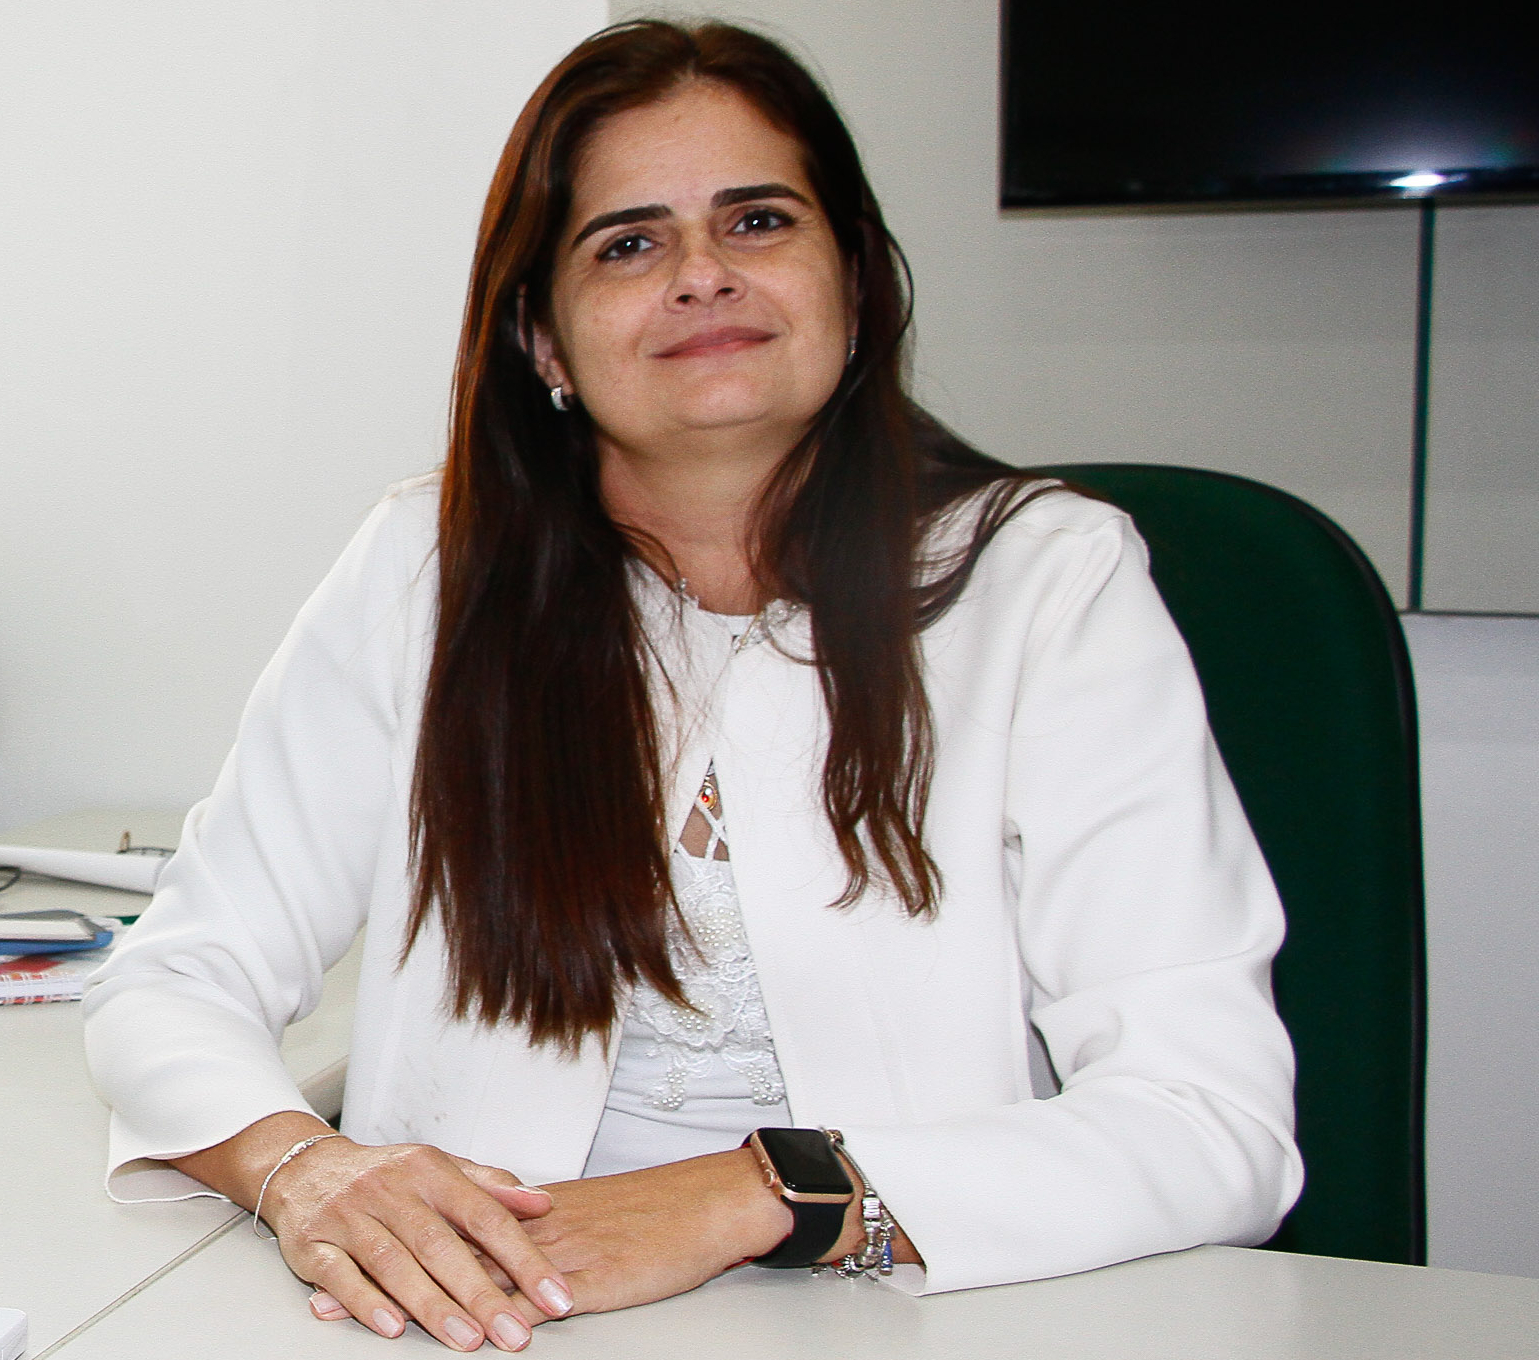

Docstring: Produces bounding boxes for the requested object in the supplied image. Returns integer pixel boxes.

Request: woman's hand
[491,1149,794,1322]
[482,1147,924,1329]
[172,1112,573,1352]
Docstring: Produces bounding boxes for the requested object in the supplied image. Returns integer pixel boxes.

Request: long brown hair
[409,19,1031,1050]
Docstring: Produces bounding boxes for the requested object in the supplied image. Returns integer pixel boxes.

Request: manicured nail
[309,1290,347,1319]
[537,1277,573,1316]
[492,1312,531,1350]
[373,1309,405,1338]
[514,1184,553,1200]
[444,1315,481,1350]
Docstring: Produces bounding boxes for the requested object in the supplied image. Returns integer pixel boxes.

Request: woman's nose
[668,233,740,307]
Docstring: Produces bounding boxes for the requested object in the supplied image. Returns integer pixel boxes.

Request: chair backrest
[1039,464,1427,1265]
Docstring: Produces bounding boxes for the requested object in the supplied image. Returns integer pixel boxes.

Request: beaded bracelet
[813,1129,895,1279]
[251,1133,344,1240]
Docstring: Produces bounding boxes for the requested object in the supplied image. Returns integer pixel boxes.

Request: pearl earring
[549,384,571,412]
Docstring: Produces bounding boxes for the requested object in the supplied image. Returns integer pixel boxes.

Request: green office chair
[1039,463,1427,1266]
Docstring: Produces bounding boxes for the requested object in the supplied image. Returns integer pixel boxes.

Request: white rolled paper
[0,845,168,895]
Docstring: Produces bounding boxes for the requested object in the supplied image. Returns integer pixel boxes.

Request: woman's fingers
[267,1140,561,1351]
[292,1218,532,1353]
[308,1289,348,1321]
[425,1172,573,1321]
[471,1249,516,1292]
[452,1156,556,1219]
[386,1196,543,1346]
[429,1152,567,1314]
[498,1289,567,1333]
[291,1240,406,1340]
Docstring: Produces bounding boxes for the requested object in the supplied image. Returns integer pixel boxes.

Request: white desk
[44,1237,1539,1360]
[5,815,1537,1359]
[0,811,356,1358]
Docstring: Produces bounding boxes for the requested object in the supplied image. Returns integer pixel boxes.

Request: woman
[84,18,1301,1354]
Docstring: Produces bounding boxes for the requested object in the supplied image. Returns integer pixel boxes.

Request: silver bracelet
[813,1129,895,1279]
[251,1133,344,1240]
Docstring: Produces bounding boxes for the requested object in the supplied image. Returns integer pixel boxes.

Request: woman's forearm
[487,1142,920,1332]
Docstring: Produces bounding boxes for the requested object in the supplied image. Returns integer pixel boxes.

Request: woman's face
[532,80,853,463]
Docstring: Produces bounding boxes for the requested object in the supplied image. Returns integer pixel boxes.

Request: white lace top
[583,760,794,1177]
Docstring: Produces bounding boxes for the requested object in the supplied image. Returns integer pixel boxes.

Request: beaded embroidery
[624,766,787,1111]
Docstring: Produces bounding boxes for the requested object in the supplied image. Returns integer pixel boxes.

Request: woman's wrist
[170,1110,337,1210]
[722,1146,797,1259]
[252,1132,347,1238]
[822,1146,921,1269]
[728,1134,910,1269]
[823,1150,869,1261]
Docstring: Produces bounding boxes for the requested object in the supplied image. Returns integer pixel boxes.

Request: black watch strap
[753,1198,848,1268]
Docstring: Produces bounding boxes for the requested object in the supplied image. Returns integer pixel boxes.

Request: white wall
[0,0,607,829]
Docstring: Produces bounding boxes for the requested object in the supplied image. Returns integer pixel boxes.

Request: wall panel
[1423,204,1539,614]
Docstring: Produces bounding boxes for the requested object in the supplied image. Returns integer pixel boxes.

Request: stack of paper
[0,844,168,894]
[0,838,170,1003]
[1,1306,27,1360]
[0,911,121,1005]
[0,942,117,1004]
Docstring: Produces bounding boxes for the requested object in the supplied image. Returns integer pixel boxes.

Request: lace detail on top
[623,778,787,1111]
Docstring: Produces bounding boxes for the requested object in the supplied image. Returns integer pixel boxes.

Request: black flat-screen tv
[1002,2,1539,207]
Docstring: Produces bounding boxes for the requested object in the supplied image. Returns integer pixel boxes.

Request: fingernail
[515,1184,553,1200]
[444,1316,481,1350]
[492,1312,531,1350]
[537,1277,573,1316]
[373,1309,404,1338]
[309,1290,346,1319]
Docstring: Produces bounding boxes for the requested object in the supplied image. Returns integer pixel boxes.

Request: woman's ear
[518,289,572,394]
[843,258,861,351]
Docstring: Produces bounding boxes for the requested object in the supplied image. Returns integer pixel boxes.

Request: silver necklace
[672,578,797,654]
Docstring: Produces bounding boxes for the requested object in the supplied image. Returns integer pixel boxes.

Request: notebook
[0,1307,25,1360]
[0,924,119,1005]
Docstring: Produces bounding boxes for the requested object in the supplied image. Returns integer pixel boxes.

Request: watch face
[755,1128,853,1197]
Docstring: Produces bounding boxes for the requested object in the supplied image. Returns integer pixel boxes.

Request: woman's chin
[588,370,839,455]
[659,380,836,442]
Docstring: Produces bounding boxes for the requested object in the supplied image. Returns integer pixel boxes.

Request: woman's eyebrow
[712,182,811,209]
[572,204,668,249]
[570,183,813,250]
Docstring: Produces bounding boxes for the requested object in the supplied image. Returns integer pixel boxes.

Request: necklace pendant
[731,619,761,654]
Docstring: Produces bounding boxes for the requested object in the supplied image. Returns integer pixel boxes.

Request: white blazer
[84,475,1302,1295]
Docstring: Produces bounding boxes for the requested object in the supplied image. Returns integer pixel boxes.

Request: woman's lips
[654,326,775,358]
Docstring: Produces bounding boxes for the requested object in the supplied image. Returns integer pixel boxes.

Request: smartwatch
[744,1127,855,1268]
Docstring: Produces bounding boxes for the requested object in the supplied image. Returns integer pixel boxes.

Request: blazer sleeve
[838,503,1304,1293]
[81,485,434,1202]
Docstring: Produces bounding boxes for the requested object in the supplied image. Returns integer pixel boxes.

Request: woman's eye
[732,206,792,235]
[597,232,654,262]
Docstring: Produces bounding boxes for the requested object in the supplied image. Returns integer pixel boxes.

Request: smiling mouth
[654,326,775,358]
